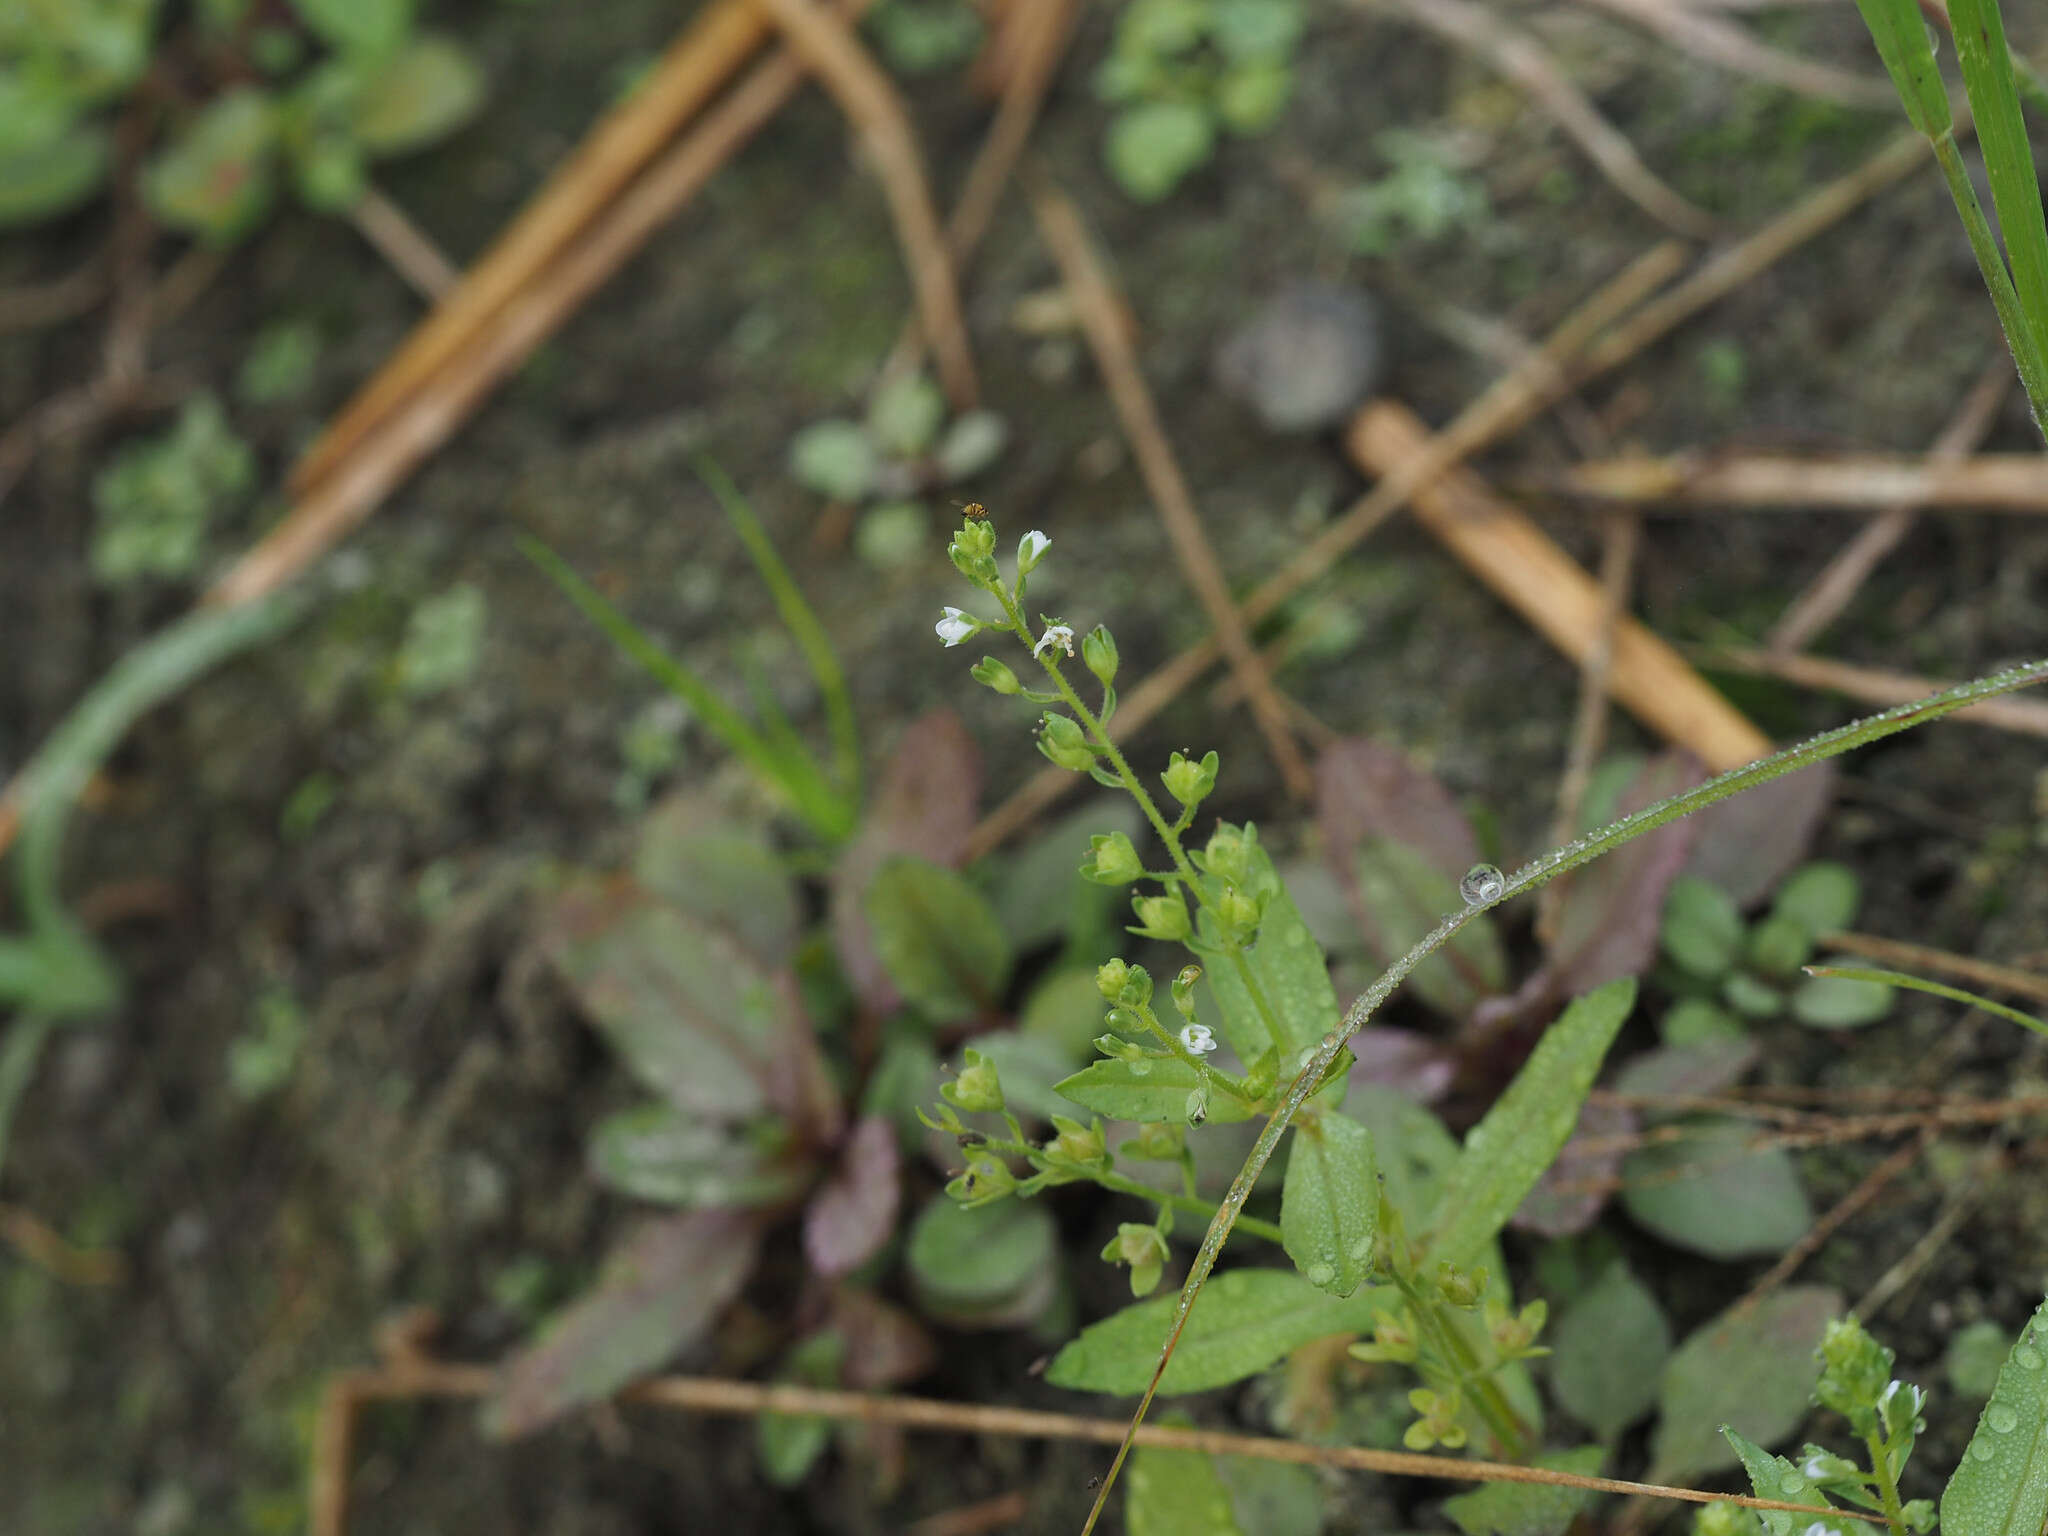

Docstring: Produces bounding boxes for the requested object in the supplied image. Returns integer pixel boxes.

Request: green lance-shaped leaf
[1195,848,1339,1063]
[1548,1263,1671,1442]
[865,855,1012,1021]
[1942,1295,2048,1536]
[1442,1446,1607,1536]
[1279,1107,1376,1296]
[1619,1114,1812,1259]
[586,1102,810,1210]
[1852,0,1952,138]
[1057,1055,1254,1124]
[1948,0,2048,364]
[1426,978,1636,1271]
[1046,1268,1394,1397]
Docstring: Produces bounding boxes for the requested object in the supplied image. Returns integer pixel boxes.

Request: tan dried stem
[1702,646,2048,738]
[1530,446,2048,515]
[1369,0,1719,239]
[1026,173,1314,800]
[1769,361,2013,652]
[754,0,979,408]
[347,185,461,301]
[1572,0,1897,106]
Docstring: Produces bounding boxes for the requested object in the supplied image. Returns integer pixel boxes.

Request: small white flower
[1017,528,1051,573]
[1180,1023,1218,1056]
[935,607,977,648]
[1033,622,1075,660]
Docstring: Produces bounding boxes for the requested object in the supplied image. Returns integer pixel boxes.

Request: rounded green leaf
[1620,1114,1811,1259]
[1660,876,1742,978]
[853,500,930,571]
[865,371,944,458]
[905,1196,1057,1325]
[1771,860,1860,937]
[143,86,282,245]
[935,410,1008,482]
[1126,1436,1245,1535]
[788,419,878,501]
[1105,101,1216,203]
[1948,1319,2016,1400]
[1056,1055,1254,1125]
[586,1102,808,1209]
[1216,59,1291,135]
[1791,965,1893,1028]
[1280,1107,1377,1296]
[0,126,110,227]
[1548,1264,1671,1441]
[352,34,487,155]
[1647,1285,1842,1483]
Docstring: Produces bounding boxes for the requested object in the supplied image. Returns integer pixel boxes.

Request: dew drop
[1988,1404,2019,1433]
[1780,1474,1807,1495]
[1460,864,1505,905]
[1306,1262,1336,1287]
[1349,1234,1376,1261]
[1971,1438,1997,1461]
[2017,1345,2043,1371]
[1129,1060,1153,1077]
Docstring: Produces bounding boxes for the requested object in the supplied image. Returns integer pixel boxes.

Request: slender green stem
[1929,130,2048,433]
[1389,1267,1532,1461]
[1864,1430,1908,1535]
[978,1129,1285,1245]
[1130,1001,1257,1103]
[1806,964,2048,1038]
[1079,656,2048,1535]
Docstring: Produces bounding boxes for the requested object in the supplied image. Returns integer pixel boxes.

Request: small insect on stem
[957,500,988,519]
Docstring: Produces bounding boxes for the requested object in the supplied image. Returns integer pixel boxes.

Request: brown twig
[1526,446,2048,514]
[1733,1128,1933,1312]
[204,39,829,610]
[1027,173,1313,799]
[754,0,979,408]
[310,1354,1880,1536]
[1571,0,1897,106]
[1700,646,2048,738]
[1368,0,1720,239]
[881,0,1080,385]
[907,1491,1032,1536]
[1855,1142,2010,1320]
[1349,399,1772,769]
[0,250,109,333]
[287,0,795,496]
[348,184,461,301]
[1770,361,2014,652]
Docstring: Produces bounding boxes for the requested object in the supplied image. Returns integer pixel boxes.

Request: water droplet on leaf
[1459,863,1505,904]
[1971,1438,1997,1461]
[1988,1403,2018,1433]
[1306,1261,1335,1286]
[2015,1345,2043,1371]
[1129,1060,1152,1077]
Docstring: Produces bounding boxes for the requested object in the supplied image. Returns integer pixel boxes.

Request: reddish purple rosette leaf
[803,1115,901,1278]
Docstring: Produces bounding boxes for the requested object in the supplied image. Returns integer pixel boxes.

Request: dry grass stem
[0,250,108,333]
[1733,1130,1933,1310]
[756,0,978,407]
[309,1355,1879,1536]
[0,1202,126,1285]
[205,45,820,609]
[1855,1143,2011,1319]
[1702,646,2048,738]
[882,0,1080,383]
[1350,399,1772,769]
[1572,0,1897,106]
[1770,360,2013,651]
[347,185,461,300]
[1027,173,1314,799]
[288,0,789,495]
[1529,447,2048,513]
[1369,0,1719,238]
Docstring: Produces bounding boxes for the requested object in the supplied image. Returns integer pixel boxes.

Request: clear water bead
[1460,863,1506,905]
[1988,1403,2019,1433]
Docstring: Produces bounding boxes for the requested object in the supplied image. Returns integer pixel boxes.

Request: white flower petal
[1017,528,1051,572]
[935,607,976,648]
[1033,622,1075,659]
[1180,1023,1218,1056]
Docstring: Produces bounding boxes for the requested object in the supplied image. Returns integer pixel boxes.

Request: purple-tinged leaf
[1648,1285,1842,1482]
[1348,1028,1455,1103]
[864,855,1011,1021]
[1316,739,1481,876]
[1607,1036,1761,1119]
[1546,753,1702,995]
[831,712,981,1013]
[546,880,836,1135]
[804,1116,901,1278]
[830,1287,937,1390]
[1682,762,1835,908]
[483,1209,760,1438]
[1510,1097,1633,1238]
[589,1102,814,1210]
[634,792,801,966]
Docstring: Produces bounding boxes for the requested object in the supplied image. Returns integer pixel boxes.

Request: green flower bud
[941,1046,1005,1114]
[1692,1501,1762,1536]
[1119,1121,1185,1161]
[1349,1306,1419,1364]
[1161,749,1219,808]
[1197,821,1256,886]
[1129,890,1192,943]
[1815,1316,1894,1436]
[1037,712,1096,772]
[1902,1501,1935,1534]
[1096,958,1130,1002]
[948,519,1000,588]
[970,655,1021,695]
[1115,963,1153,1008]
[1081,624,1119,687]
[1170,964,1202,1021]
[1093,1031,1148,1061]
[1435,1260,1486,1309]
[1016,527,1050,575]
[1403,1387,1466,1451]
[1486,1297,1548,1356]
[1101,1221,1169,1297]
[1046,1114,1109,1171]
[946,1154,1015,1207]
[1080,830,1143,885]
[1215,881,1264,937]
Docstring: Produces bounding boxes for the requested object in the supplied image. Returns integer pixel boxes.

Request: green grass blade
[695,457,861,806]
[1949,0,2048,359]
[1804,964,2048,1038]
[1853,0,1953,137]
[1080,655,2048,1533]
[1928,131,2048,430]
